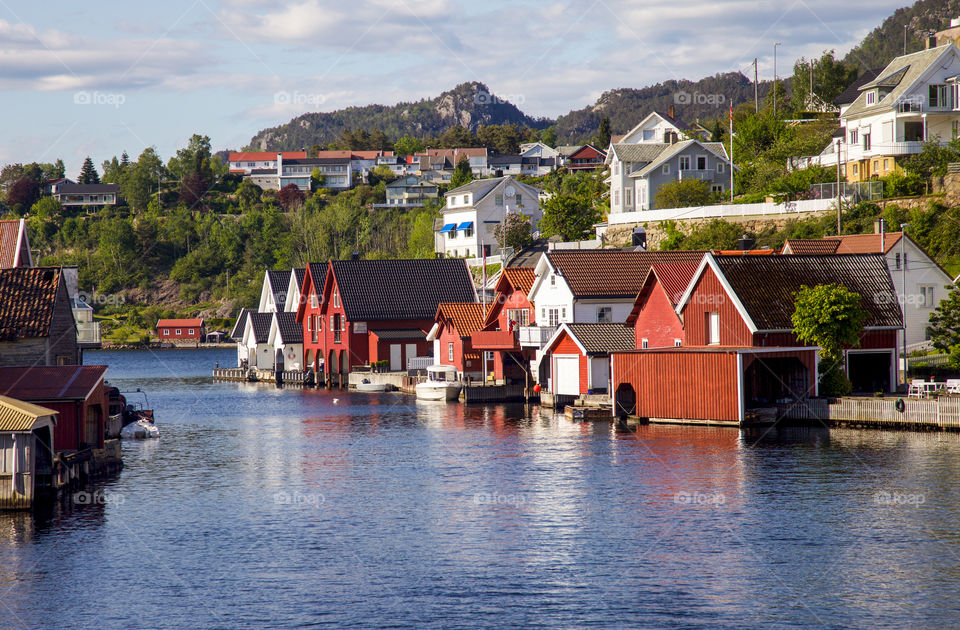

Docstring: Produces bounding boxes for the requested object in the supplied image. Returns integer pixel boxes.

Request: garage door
[554,355,581,395]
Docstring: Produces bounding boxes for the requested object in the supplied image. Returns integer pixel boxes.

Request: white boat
[120,419,160,439]
[356,379,394,392]
[415,365,462,401]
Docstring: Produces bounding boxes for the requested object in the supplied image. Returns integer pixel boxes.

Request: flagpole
[729,104,734,203]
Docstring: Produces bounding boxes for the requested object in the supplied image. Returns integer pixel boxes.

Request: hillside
[844,0,960,71]
[248,81,549,150]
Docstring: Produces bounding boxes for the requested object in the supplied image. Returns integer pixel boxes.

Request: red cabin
[565,145,607,171]
[156,319,205,341]
[471,267,537,383]
[426,302,487,379]
[540,323,635,396]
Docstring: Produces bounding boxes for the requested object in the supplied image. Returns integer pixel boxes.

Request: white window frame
[706,312,720,346]
[176,329,182,335]
[448,342,454,362]
[641,338,649,349]
[662,163,670,175]
[678,155,691,171]
[597,306,612,323]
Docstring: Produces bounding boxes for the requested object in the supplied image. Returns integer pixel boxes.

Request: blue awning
[457,221,474,231]
[439,223,457,233]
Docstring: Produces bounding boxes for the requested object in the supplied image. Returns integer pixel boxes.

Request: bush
[881,171,923,198]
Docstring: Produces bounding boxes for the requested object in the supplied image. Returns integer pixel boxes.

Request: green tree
[121,148,165,212]
[928,285,960,363]
[792,283,869,396]
[540,194,601,241]
[654,178,714,209]
[78,156,100,184]
[493,212,533,252]
[790,51,858,112]
[394,134,424,156]
[540,126,558,148]
[595,116,611,149]
[450,156,474,188]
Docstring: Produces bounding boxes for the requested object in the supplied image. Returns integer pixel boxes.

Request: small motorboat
[415,365,462,401]
[120,418,160,439]
[356,378,394,392]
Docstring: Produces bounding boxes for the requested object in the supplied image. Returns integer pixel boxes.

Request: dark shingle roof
[292,267,306,289]
[712,254,902,330]
[248,312,273,344]
[833,69,881,106]
[273,312,302,344]
[331,259,476,321]
[369,329,427,340]
[564,323,636,355]
[267,269,292,308]
[0,268,63,341]
[231,308,252,339]
[54,182,120,194]
[546,250,706,299]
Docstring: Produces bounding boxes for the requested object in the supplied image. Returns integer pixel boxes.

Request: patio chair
[947,379,960,395]
[908,379,925,399]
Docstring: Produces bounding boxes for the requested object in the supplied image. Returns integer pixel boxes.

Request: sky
[0,0,915,176]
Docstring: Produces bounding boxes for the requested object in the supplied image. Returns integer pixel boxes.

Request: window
[547,308,559,327]
[625,189,633,206]
[712,185,724,193]
[507,308,530,326]
[332,291,340,308]
[850,129,858,145]
[863,133,871,151]
[873,160,879,172]
[550,273,556,286]
[954,121,960,138]
[642,129,655,141]
[163,329,169,335]
[674,339,682,347]
[310,293,318,308]
[465,225,473,238]
[706,312,720,345]
[895,253,901,270]
[641,338,649,349]
[929,84,949,108]
[597,306,612,323]
[921,286,935,307]
[662,163,670,174]
[176,329,182,335]
[561,307,567,321]
[448,342,454,361]
[614,190,620,206]
[866,91,876,105]
[696,155,707,170]
[613,162,620,175]
[515,194,522,206]
[853,163,859,176]
[495,194,503,205]
[189,329,195,335]
[679,156,691,171]
[884,159,890,170]
[717,162,724,173]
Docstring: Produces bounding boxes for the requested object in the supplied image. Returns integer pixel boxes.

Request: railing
[76,321,101,343]
[604,198,838,225]
[677,169,716,181]
[407,356,435,371]
[471,329,519,350]
[519,326,556,348]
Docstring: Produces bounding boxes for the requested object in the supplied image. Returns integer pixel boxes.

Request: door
[554,355,581,395]
[405,344,417,370]
[590,358,610,392]
[390,344,403,371]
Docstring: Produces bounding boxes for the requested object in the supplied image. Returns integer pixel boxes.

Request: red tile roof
[649,262,701,306]
[0,365,107,401]
[545,250,706,298]
[0,219,28,269]
[436,302,487,337]
[783,233,905,255]
[500,267,536,295]
[0,267,63,341]
[156,319,204,328]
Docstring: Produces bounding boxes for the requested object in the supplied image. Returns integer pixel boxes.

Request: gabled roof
[247,312,273,344]
[482,267,536,328]
[229,151,306,162]
[546,323,636,356]
[436,302,486,338]
[0,395,58,432]
[156,318,203,328]
[833,69,881,106]
[781,239,842,255]
[707,254,903,331]
[844,44,956,118]
[538,250,706,299]
[568,144,606,159]
[626,262,700,325]
[267,269,292,309]
[329,258,477,321]
[271,311,302,345]
[620,111,689,144]
[0,219,31,269]
[444,176,540,205]
[606,143,670,165]
[53,183,120,194]
[0,365,107,401]
[0,267,64,341]
[231,308,252,339]
[292,267,306,289]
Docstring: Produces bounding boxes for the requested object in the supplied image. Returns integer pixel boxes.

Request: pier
[778,397,960,431]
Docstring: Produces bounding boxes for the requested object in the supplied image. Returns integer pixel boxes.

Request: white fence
[604,198,838,226]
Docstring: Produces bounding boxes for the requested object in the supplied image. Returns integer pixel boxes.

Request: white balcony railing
[407,356,435,371]
[519,326,556,348]
[677,169,716,181]
[76,321,101,343]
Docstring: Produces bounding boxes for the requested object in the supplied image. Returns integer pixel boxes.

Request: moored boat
[415,365,462,401]
[356,379,394,392]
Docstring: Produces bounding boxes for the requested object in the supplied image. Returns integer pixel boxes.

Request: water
[2,349,960,628]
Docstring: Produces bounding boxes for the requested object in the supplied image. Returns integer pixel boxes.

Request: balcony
[471,329,519,351]
[519,326,556,348]
[677,169,716,181]
[76,321,101,345]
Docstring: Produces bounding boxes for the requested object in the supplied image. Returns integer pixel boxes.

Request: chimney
[668,104,675,119]
[631,227,647,250]
[736,234,755,251]
[926,33,938,49]
[277,151,283,178]
[351,251,360,261]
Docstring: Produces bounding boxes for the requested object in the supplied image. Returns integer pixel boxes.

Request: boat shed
[0,395,57,509]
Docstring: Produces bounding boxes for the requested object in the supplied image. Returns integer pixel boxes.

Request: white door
[390,344,403,371]
[590,358,609,392]
[554,355,580,395]
[405,344,417,369]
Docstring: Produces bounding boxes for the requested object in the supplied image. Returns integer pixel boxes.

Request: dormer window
[866,91,876,106]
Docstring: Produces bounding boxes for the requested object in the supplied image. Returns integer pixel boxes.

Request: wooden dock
[213,368,313,386]
[461,385,535,404]
[777,396,960,431]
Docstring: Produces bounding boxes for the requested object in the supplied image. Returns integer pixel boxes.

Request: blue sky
[0,0,912,176]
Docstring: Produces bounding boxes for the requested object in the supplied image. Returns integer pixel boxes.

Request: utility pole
[904,25,908,55]
[900,223,910,385]
[774,42,781,118]
[836,138,842,234]
[754,58,759,113]
[729,104,734,203]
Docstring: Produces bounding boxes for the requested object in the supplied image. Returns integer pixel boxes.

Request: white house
[241,312,274,370]
[284,268,306,313]
[519,142,560,159]
[258,269,291,313]
[617,110,688,144]
[436,176,542,260]
[782,230,955,348]
[268,312,303,372]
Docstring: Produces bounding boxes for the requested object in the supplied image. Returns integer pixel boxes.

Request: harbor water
[2,348,960,628]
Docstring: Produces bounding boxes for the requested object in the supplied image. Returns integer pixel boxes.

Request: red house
[565,145,606,171]
[625,262,700,349]
[0,365,108,451]
[540,323,635,396]
[612,253,904,424]
[297,258,476,380]
[426,302,487,379]
[471,267,537,383]
[156,318,205,341]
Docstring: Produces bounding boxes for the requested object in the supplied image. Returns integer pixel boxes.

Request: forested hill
[248,81,549,151]
[844,0,960,72]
